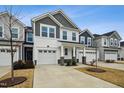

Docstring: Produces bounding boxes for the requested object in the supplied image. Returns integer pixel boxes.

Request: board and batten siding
[35,17,60,38]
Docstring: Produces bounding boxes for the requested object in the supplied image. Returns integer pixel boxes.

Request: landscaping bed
[0,69,34,88]
[76,67,124,87]
[115,61,124,64]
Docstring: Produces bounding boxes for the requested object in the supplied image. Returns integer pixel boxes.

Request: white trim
[87,37,92,46]
[11,27,19,39]
[50,10,81,31]
[80,29,94,38]
[109,31,122,40]
[80,36,85,44]
[32,13,63,27]
[40,23,56,39]
[0,24,4,38]
[72,32,76,41]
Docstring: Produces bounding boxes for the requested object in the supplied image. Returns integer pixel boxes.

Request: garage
[78,50,97,64]
[104,51,118,61]
[0,46,19,66]
[38,49,57,64]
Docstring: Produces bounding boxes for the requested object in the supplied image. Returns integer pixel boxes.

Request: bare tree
[0,5,24,81]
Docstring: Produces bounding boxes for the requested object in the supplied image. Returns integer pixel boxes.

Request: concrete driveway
[33,64,120,88]
[0,66,10,77]
[98,61,124,70]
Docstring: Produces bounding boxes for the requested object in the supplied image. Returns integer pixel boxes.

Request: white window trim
[0,24,4,38]
[110,38,113,46]
[80,36,85,44]
[11,27,19,39]
[104,38,108,46]
[40,23,56,38]
[62,30,67,40]
[26,32,33,42]
[72,32,76,41]
[87,37,92,46]
[114,39,117,46]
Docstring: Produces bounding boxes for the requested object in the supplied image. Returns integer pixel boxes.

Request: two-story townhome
[22,26,33,61]
[32,10,85,65]
[78,29,99,64]
[94,31,122,61]
[0,12,25,66]
[119,41,124,60]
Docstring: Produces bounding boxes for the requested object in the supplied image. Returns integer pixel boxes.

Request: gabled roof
[80,29,94,38]
[0,11,26,27]
[94,31,122,40]
[31,9,81,31]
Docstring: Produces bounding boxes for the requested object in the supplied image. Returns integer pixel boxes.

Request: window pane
[87,38,91,46]
[12,28,18,38]
[49,27,55,38]
[72,32,76,41]
[63,31,67,40]
[42,26,48,37]
[80,36,85,44]
[27,32,33,42]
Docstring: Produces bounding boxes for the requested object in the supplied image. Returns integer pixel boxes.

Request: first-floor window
[49,27,55,38]
[80,36,85,44]
[12,28,18,38]
[72,32,76,41]
[64,48,68,55]
[63,31,67,40]
[0,26,3,37]
[41,26,48,37]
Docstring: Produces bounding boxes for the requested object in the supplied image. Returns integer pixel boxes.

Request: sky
[0,5,124,40]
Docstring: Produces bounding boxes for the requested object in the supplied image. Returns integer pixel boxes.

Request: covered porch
[58,41,86,66]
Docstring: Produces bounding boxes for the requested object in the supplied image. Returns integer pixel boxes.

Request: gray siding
[35,17,60,38]
[79,31,93,46]
[53,13,77,29]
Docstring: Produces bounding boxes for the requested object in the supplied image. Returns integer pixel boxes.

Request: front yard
[76,66,124,87]
[0,69,34,88]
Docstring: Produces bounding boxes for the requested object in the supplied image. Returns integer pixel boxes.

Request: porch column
[82,47,86,64]
[72,46,77,65]
[60,45,64,66]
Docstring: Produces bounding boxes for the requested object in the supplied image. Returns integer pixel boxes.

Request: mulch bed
[86,68,106,73]
[0,69,34,88]
[0,77,27,87]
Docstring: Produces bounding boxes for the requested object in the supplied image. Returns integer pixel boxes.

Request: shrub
[13,60,35,70]
[106,60,115,63]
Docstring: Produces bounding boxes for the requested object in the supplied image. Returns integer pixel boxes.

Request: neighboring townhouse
[78,29,99,64]
[32,10,86,65]
[93,31,122,61]
[119,41,124,60]
[22,26,33,61]
[0,12,25,66]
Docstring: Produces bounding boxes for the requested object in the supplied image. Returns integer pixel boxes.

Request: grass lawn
[0,69,34,88]
[115,61,124,64]
[76,67,124,88]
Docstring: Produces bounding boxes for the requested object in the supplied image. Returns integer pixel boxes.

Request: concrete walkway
[0,66,10,77]
[98,61,124,70]
[33,64,120,88]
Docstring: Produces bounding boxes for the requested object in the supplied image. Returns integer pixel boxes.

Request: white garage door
[78,51,96,64]
[38,50,57,64]
[0,46,18,66]
[105,51,117,61]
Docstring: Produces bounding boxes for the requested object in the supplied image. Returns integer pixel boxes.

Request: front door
[25,47,33,61]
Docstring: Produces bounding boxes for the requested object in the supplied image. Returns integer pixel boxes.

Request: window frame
[63,31,67,40]
[40,24,56,38]
[110,38,114,46]
[114,39,118,46]
[80,36,85,44]
[11,27,19,39]
[104,38,107,46]
[26,31,33,42]
[0,24,4,38]
[87,37,92,46]
[64,48,68,55]
[72,32,76,41]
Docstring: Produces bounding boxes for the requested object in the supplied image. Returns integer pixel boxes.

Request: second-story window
[72,32,76,41]
[27,32,33,42]
[12,28,18,38]
[63,31,67,40]
[42,26,48,37]
[104,38,107,45]
[49,27,55,38]
[80,36,85,44]
[110,38,113,46]
[87,37,91,46]
[0,26,3,37]
[114,39,118,46]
